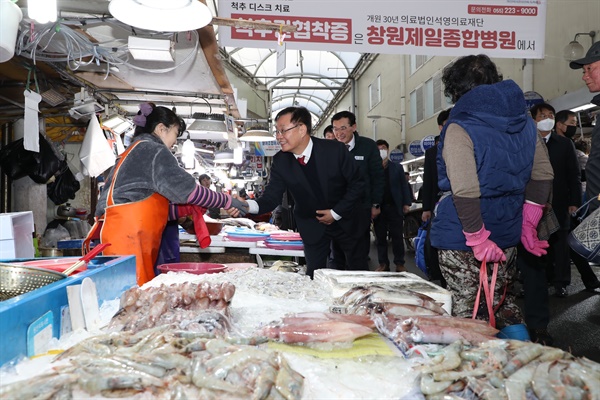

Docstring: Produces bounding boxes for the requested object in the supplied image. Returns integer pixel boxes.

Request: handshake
[226,196,249,217]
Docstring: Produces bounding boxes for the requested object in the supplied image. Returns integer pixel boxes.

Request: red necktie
[297,156,306,165]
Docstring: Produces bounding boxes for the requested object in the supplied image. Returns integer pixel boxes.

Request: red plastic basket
[157,262,225,275]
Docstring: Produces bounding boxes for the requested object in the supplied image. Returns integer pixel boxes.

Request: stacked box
[0,212,34,259]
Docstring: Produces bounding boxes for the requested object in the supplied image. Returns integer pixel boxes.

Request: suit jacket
[545,132,582,228]
[387,161,413,214]
[421,145,440,212]
[256,137,365,244]
[350,132,385,208]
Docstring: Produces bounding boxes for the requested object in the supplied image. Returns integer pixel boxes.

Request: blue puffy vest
[430,80,537,251]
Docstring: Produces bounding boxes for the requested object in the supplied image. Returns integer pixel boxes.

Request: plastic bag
[0,138,37,179]
[414,220,429,278]
[28,133,62,184]
[47,159,80,205]
[0,134,62,183]
[41,224,71,248]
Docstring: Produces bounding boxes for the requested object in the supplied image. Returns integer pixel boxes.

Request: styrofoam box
[0,211,34,259]
[314,268,453,315]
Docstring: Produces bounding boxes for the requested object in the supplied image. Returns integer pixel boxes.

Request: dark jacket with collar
[584,94,600,212]
[545,131,582,228]
[349,132,385,208]
[421,145,440,212]
[386,160,413,214]
[256,137,365,244]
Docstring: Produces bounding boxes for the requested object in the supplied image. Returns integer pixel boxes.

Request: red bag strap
[472,259,507,329]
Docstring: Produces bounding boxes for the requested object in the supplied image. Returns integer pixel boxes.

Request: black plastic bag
[47,159,80,205]
[28,134,62,184]
[0,134,62,183]
[0,138,37,179]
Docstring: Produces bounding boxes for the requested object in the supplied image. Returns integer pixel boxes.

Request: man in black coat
[331,111,384,270]
[420,108,451,287]
[242,107,365,277]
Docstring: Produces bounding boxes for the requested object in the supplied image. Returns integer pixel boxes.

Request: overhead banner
[218,0,546,59]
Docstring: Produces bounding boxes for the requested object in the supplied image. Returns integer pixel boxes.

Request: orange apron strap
[106,140,144,207]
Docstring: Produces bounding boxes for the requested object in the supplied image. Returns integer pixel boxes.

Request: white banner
[218,0,546,59]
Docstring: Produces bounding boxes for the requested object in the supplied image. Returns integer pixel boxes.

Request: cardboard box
[0,212,34,259]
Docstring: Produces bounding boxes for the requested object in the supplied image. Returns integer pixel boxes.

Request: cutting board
[80,278,101,331]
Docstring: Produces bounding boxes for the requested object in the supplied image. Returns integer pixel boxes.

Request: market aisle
[368,235,600,362]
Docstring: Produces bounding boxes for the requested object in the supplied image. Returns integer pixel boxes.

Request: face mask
[536,118,555,132]
[379,149,388,159]
[564,125,577,138]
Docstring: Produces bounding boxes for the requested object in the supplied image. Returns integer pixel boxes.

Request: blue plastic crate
[0,255,136,366]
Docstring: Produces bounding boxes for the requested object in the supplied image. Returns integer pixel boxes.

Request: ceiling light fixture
[563,31,596,61]
[214,150,234,164]
[570,103,597,112]
[28,0,57,24]
[109,0,213,32]
[181,133,196,169]
[102,114,133,134]
[187,118,228,142]
[127,36,174,62]
[239,127,274,142]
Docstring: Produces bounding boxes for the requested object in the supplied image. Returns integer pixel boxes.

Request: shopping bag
[414,220,429,278]
[568,195,600,262]
[537,207,560,241]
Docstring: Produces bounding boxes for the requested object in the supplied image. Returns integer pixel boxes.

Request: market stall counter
[0,255,136,365]
[1,266,598,399]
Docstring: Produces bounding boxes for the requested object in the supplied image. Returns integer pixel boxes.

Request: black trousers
[517,243,550,329]
[373,203,405,267]
[329,208,371,271]
[304,222,359,278]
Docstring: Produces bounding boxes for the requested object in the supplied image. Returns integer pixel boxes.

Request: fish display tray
[313,269,452,315]
[157,263,225,275]
[0,255,136,366]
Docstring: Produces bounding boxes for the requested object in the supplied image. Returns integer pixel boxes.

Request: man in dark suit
[374,140,412,272]
[242,107,365,277]
[331,111,385,270]
[516,103,581,345]
[420,109,451,287]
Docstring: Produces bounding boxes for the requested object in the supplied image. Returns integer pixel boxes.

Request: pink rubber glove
[521,202,550,256]
[463,224,507,263]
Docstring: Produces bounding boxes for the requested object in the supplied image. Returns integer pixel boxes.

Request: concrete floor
[369,237,600,362]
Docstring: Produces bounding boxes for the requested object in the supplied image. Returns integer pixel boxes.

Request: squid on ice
[257,312,374,345]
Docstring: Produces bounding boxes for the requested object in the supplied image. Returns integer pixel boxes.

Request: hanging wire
[15,19,200,75]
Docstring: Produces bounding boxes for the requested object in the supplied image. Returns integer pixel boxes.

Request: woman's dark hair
[275,106,312,134]
[442,54,501,103]
[134,105,186,138]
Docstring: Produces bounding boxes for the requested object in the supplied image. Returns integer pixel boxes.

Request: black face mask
[565,125,577,138]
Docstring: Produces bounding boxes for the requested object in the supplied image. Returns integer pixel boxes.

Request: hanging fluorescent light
[102,114,133,134]
[28,0,57,24]
[181,136,196,169]
[187,118,228,142]
[233,147,243,165]
[571,103,596,112]
[214,150,234,164]
[128,36,174,62]
[109,0,213,32]
[239,128,274,142]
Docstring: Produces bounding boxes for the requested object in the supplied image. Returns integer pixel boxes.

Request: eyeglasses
[275,124,300,136]
[332,125,349,133]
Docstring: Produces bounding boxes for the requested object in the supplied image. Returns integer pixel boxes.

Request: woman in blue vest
[430,54,554,337]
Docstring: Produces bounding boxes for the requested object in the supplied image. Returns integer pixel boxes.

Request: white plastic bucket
[0,0,23,63]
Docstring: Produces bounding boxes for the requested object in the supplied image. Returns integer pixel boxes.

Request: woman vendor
[85,103,247,285]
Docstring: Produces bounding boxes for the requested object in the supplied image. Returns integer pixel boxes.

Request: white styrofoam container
[0,211,34,259]
[314,268,453,315]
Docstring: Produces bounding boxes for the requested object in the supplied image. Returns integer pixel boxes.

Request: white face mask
[536,118,555,132]
[379,149,388,159]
